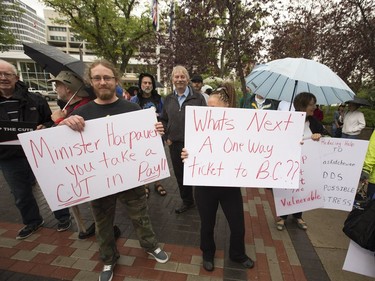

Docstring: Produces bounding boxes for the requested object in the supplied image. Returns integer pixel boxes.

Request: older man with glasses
[0,59,65,239]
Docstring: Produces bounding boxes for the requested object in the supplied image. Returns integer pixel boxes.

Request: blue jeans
[0,157,70,226]
[341,133,359,139]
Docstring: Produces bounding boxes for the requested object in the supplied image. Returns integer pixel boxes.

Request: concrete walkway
[0,149,373,280]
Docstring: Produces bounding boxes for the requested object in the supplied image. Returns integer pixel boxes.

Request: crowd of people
[0,58,371,281]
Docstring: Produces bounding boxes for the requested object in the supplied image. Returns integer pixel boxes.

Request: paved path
[0,147,372,281]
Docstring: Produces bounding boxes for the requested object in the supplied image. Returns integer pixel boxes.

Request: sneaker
[296,218,307,230]
[57,217,72,232]
[276,218,285,231]
[99,264,115,281]
[16,220,44,240]
[147,247,169,263]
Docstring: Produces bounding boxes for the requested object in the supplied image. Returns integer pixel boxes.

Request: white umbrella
[245,57,355,105]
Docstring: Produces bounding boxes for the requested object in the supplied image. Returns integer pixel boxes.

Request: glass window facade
[18,62,54,91]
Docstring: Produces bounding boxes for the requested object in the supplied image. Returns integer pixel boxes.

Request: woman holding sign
[181,83,254,272]
[276,92,330,231]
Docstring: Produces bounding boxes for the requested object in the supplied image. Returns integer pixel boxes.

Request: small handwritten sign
[18,108,170,211]
[183,106,306,188]
[320,138,368,211]
[274,138,368,215]
[274,140,324,216]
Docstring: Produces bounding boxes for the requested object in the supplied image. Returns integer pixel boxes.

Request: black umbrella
[345,97,371,107]
[23,42,86,79]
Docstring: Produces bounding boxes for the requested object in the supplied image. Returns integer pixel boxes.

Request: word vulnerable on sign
[183,106,306,188]
[18,109,170,211]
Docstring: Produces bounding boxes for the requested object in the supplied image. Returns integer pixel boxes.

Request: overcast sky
[22,0,47,17]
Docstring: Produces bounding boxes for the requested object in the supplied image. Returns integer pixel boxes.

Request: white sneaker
[99,264,114,281]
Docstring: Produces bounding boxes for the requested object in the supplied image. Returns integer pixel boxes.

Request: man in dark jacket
[0,59,71,239]
[160,65,207,214]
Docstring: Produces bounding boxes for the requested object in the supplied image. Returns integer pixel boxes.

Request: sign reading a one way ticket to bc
[183,106,306,188]
[18,108,170,211]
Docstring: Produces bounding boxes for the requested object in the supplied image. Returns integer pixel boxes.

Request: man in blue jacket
[0,59,71,239]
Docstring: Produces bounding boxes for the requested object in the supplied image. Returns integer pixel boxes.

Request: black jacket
[160,86,206,142]
[0,81,53,160]
[307,116,331,136]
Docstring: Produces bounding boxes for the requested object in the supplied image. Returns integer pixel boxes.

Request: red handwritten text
[188,156,224,177]
[280,190,321,206]
[193,109,234,132]
[30,133,100,168]
[246,112,293,132]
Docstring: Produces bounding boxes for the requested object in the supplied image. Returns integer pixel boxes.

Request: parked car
[41,91,58,101]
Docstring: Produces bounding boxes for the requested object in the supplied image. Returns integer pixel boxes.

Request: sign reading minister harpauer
[183,106,306,188]
[18,108,170,211]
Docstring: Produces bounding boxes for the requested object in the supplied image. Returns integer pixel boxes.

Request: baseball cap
[191,74,203,83]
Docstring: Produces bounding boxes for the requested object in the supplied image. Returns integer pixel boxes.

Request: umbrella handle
[289,80,298,110]
[62,84,83,111]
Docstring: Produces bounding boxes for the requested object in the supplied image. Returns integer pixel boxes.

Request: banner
[274,138,368,215]
[183,106,306,188]
[0,120,36,145]
[18,108,170,211]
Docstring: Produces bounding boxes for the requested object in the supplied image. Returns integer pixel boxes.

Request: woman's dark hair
[293,92,316,112]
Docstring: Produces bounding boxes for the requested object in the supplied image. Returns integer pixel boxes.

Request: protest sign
[274,138,368,216]
[343,240,375,278]
[0,120,36,145]
[274,139,324,216]
[18,108,170,211]
[183,106,306,188]
[321,138,368,211]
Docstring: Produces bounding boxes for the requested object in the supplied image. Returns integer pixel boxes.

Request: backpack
[342,199,375,251]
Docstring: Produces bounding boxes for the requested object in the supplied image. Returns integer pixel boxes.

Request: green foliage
[42,0,155,72]
[0,1,23,52]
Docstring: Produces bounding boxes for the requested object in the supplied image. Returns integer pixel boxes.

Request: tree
[42,0,155,72]
[158,0,269,95]
[266,0,375,93]
[0,1,23,52]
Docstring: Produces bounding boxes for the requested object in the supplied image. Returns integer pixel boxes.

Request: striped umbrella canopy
[245,57,355,105]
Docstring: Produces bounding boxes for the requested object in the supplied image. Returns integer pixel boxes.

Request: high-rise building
[44,9,93,57]
[1,0,52,91]
[3,0,46,50]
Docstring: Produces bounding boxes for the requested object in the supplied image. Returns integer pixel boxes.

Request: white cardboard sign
[274,138,369,216]
[274,139,324,216]
[343,240,375,278]
[18,108,170,211]
[183,106,306,188]
[320,138,368,211]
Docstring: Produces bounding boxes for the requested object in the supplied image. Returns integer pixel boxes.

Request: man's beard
[143,88,152,94]
[96,89,114,100]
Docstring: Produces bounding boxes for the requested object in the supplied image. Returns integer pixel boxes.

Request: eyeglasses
[90,76,116,82]
[0,72,16,79]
